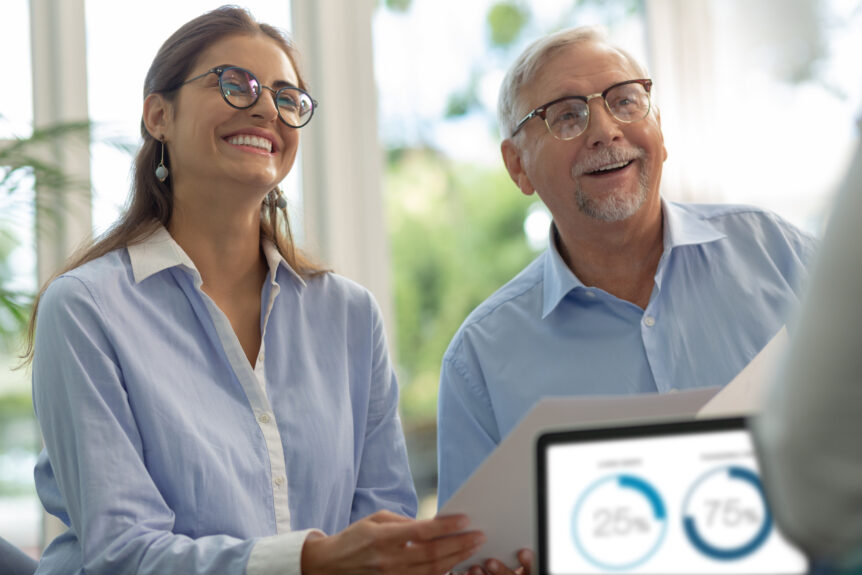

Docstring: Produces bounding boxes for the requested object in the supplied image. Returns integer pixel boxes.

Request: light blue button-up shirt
[437,201,817,506]
[32,226,417,575]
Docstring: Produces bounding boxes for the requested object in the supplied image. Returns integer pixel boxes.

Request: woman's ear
[143,93,172,140]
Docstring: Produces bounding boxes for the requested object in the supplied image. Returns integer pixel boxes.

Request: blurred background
[1,0,860,558]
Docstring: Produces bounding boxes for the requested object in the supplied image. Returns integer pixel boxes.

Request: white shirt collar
[126,224,306,287]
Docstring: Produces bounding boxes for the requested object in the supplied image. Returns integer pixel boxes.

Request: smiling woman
[140,33,308,283]
[23,7,484,575]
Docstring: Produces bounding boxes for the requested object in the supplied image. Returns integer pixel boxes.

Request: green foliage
[487,1,530,48]
[386,148,539,421]
[383,0,413,13]
[0,390,39,497]
[1,120,91,193]
[0,230,31,349]
[575,0,643,14]
[0,391,34,420]
[444,89,476,118]
[0,118,93,349]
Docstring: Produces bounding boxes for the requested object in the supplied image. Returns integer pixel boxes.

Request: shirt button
[258,413,271,424]
[644,315,656,327]
[585,290,596,298]
[668,387,679,394]
[258,352,265,362]
[274,476,285,487]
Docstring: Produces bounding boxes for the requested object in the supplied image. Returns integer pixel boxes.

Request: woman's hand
[465,548,533,575]
[300,510,486,575]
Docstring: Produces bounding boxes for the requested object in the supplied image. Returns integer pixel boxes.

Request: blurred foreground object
[756,118,862,569]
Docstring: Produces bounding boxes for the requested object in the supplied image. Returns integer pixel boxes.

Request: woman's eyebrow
[215,64,299,90]
[270,79,299,90]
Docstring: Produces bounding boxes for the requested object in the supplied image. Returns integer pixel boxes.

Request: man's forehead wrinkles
[528,51,632,103]
[529,71,628,111]
[537,44,635,81]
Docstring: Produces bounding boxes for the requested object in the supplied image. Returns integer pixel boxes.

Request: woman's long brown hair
[21,6,326,366]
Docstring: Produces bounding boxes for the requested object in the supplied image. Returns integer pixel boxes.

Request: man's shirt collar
[662,198,727,249]
[127,224,306,287]
[541,199,727,318]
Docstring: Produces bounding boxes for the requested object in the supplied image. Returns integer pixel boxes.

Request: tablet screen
[537,418,807,574]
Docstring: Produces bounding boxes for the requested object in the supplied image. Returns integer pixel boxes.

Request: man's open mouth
[586,160,633,175]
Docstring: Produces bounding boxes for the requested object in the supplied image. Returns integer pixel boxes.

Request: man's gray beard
[575,166,650,222]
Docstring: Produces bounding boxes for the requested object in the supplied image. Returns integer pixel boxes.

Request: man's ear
[143,93,172,140]
[501,138,536,196]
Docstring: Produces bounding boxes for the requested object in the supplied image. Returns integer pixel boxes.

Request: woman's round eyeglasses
[511,79,652,140]
[171,66,317,129]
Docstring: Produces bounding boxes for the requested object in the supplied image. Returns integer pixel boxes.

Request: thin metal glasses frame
[511,78,653,140]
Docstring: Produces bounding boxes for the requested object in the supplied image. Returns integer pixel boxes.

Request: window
[0,0,40,559]
[374,0,648,516]
[650,0,862,233]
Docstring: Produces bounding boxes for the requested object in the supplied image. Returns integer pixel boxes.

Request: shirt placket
[194,271,292,533]
[641,249,671,392]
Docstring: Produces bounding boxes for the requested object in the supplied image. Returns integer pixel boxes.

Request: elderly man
[437,26,817,509]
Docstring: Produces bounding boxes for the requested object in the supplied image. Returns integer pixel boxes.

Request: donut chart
[682,466,773,560]
[570,474,668,570]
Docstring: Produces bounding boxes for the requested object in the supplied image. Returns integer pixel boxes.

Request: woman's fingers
[403,531,486,575]
[365,516,530,575]
[371,515,483,575]
[476,548,533,575]
[302,513,485,575]
[517,548,533,575]
[381,514,471,546]
[483,558,518,575]
[366,508,415,524]
[404,530,486,563]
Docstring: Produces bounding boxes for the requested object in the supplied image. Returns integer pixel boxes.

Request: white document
[440,326,789,572]
[696,326,789,418]
[440,387,719,572]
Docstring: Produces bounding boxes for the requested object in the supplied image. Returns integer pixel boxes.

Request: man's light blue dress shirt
[437,201,817,506]
[32,226,417,575]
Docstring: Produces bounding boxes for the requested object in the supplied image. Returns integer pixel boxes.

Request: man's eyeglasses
[511,79,652,140]
[171,66,317,128]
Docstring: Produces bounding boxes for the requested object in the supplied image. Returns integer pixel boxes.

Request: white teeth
[595,160,630,172]
[227,134,273,152]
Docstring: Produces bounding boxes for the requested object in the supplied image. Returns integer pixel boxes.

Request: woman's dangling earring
[155,138,169,182]
[272,187,287,209]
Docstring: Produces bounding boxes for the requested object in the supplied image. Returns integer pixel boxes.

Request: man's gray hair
[497,26,648,139]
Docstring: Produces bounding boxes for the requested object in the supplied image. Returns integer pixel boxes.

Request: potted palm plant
[0,118,93,344]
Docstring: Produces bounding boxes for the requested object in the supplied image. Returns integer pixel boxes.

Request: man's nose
[583,96,623,148]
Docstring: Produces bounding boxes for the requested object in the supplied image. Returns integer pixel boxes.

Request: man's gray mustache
[572,147,645,176]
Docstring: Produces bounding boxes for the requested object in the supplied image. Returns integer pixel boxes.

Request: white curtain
[644,0,853,233]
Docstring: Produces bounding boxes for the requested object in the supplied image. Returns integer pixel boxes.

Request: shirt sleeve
[247,530,323,575]
[349,292,418,522]
[755,138,862,566]
[31,275,307,575]
[436,338,501,508]
[763,209,820,300]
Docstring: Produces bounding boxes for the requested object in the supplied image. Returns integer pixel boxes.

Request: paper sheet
[440,387,719,572]
[696,326,788,418]
[440,326,789,572]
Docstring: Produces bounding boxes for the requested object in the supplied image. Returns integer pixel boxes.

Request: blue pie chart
[571,474,667,571]
[682,466,773,560]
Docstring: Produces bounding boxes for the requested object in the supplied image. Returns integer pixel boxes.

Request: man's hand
[465,548,533,575]
[300,510,486,575]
